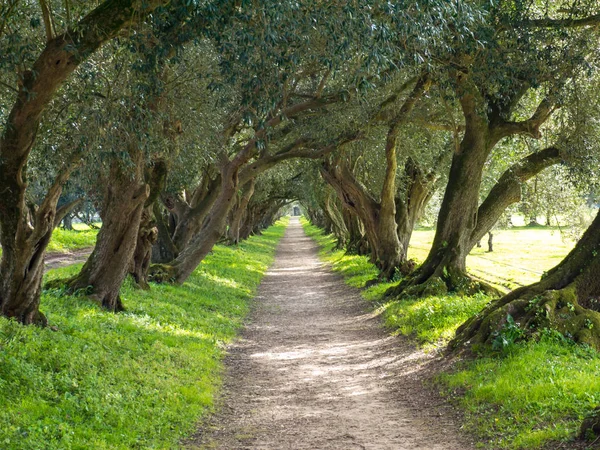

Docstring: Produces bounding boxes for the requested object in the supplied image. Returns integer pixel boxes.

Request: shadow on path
[186,217,474,450]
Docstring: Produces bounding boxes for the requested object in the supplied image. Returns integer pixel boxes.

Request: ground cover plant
[0,219,287,450]
[303,218,600,449]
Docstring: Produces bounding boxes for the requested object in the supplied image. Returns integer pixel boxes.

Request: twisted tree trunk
[128,160,167,289]
[452,208,600,353]
[396,157,436,262]
[386,77,554,298]
[65,152,149,311]
[227,179,255,245]
[467,146,561,251]
[0,0,164,323]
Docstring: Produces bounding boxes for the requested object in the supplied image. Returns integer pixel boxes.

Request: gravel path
[187,217,475,449]
[45,247,92,271]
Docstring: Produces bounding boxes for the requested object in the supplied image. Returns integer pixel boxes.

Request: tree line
[0,0,599,359]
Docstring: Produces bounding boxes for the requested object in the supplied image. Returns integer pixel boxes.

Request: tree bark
[452,208,600,353]
[65,152,149,311]
[0,0,166,323]
[128,160,167,289]
[151,160,242,284]
[467,146,561,251]
[321,75,430,279]
[227,179,256,245]
[170,175,221,253]
[395,157,436,262]
[386,79,554,298]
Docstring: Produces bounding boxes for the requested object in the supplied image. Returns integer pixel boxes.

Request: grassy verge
[302,218,600,449]
[0,218,288,450]
[410,227,574,291]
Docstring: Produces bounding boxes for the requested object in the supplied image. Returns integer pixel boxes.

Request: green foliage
[381,293,491,348]
[440,334,600,449]
[492,314,526,352]
[0,220,287,450]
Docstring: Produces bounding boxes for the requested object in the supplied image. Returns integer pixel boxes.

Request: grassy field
[302,219,600,449]
[0,218,287,450]
[46,225,99,253]
[410,227,575,290]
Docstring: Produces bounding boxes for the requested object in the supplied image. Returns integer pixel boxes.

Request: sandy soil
[44,247,91,271]
[186,217,476,449]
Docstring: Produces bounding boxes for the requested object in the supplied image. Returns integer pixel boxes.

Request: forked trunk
[467,146,561,252]
[0,157,81,324]
[128,160,167,288]
[171,176,221,251]
[151,163,239,284]
[396,158,436,263]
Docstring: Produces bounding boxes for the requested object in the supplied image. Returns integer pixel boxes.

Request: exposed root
[385,267,502,299]
[580,406,600,442]
[450,285,600,353]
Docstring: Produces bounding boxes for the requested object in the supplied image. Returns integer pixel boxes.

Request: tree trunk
[151,203,179,263]
[452,208,600,353]
[128,160,167,289]
[386,84,502,297]
[151,162,240,284]
[468,147,561,251]
[0,190,80,325]
[0,0,166,323]
[62,214,74,230]
[65,155,149,311]
[170,176,221,252]
[321,157,404,279]
[395,157,436,263]
[227,179,255,245]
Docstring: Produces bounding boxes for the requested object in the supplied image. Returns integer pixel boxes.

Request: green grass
[0,218,288,450]
[302,218,600,449]
[441,334,600,448]
[0,224,98,257]
[46,227,99,253]
[301,218,489,348]
[411,227,574,291]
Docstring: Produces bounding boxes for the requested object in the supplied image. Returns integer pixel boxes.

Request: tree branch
[493,98,557,141]
[521,13,600,29]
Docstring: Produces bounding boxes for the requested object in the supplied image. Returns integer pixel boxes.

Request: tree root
[385,268,502,300]
[450,285,600,354]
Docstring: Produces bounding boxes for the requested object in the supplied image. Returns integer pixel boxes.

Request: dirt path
[187,217,475,449]
[45,247,92,271]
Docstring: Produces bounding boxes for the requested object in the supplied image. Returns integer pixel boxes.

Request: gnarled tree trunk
[467,146,561,252]
[386,77,554,298]
[227,178,255,245]
[0,0,164,323]
[128,160,167,289]
[452,208,600,353]
[65,152,149,311]
[396,157,436,262]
